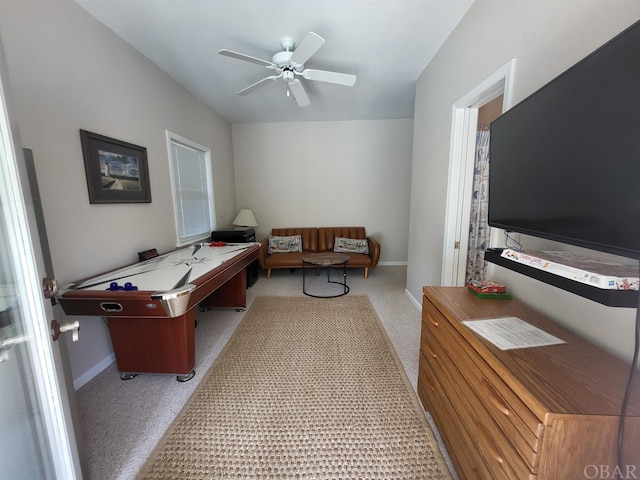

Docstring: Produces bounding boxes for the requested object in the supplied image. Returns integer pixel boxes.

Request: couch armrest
[258,238,269,269]
[367,236,381,267]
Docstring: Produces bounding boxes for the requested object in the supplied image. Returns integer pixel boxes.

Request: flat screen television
[488,19,640,260]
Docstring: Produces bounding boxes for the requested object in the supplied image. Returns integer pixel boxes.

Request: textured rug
[136,296,452,479]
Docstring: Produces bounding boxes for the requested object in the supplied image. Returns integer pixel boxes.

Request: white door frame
[441,59,516,286]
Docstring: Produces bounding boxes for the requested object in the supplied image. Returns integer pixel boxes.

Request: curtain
[466,129,491,282]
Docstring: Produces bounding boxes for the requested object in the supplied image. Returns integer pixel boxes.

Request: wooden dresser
[418,287,640,480]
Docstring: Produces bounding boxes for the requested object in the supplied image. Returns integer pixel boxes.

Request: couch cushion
[264,251,373,269]
[263,251,309,268]
[318,227,366,252]
[344,253,374,268]
[268,235,303,253]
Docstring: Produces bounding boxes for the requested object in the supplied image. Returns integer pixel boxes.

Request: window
[166,131,215,245]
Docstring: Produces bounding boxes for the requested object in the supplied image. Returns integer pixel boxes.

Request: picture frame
[80,129,151,204]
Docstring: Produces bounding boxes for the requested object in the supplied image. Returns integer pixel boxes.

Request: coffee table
[302,253,350,298]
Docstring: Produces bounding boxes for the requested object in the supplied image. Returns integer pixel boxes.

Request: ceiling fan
[218,32,357,107]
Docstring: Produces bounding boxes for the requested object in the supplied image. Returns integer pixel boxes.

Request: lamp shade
[232,209,258,227]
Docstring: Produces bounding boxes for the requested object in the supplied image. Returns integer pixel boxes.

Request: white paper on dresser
[463,316,566,350]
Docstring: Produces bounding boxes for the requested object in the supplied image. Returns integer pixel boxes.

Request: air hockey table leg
[107,311,196,381]
[177,369,195,382]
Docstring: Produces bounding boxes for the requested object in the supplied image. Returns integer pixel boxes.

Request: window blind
[170,140,211,244]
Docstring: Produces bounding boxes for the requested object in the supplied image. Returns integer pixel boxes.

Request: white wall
[0,0,236,387]
[408,0,640,363]
[232,119,414,264]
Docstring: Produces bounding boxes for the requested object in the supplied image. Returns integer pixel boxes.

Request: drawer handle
[477,421,504,465]
[423,371,436,392]
[424,340,438,359]
[427,314,439,327]
[481,378,511,417]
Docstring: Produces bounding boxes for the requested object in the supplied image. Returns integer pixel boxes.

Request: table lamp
[232,209,258,228]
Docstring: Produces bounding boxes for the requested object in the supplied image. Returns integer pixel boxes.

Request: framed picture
[80,129,151,204]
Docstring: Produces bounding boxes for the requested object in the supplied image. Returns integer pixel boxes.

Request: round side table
[302,253,351,298]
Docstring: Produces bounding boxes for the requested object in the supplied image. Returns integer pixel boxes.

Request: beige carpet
[137,295,452,479]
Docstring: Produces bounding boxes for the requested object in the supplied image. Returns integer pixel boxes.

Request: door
[0,42,82,479]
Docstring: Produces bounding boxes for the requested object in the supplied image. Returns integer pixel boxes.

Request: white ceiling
[74,0,475,124]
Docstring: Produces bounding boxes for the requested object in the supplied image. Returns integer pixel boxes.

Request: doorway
[441,60,516,286]
[466,97,503,282]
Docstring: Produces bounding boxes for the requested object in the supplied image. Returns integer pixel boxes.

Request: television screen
[489,20,640,259]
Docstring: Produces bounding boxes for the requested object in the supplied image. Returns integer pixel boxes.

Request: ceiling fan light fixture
[282,70,294,81]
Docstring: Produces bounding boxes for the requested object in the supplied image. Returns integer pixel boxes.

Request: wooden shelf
[485,248,638,308]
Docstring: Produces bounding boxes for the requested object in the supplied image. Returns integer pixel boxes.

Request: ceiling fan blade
[218,49,277,69]
[290,32,325,66]
[302,69,357,87]
[288,79,310,107]
[237,75,280,96]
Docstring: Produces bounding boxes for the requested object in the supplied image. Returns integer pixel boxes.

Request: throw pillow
[334,237,369,254]
[268,235,303,253]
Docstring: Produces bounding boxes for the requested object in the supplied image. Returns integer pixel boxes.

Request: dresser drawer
[421,325,535,479]
[418,355,497,480]
[423,304,545,468]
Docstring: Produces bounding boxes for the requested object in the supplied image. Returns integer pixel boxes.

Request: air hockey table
[57,242,260,381]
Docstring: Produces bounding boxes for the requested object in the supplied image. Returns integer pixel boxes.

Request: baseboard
[74,353,115,391]
[405,289,421,311]
[378,261,408,266]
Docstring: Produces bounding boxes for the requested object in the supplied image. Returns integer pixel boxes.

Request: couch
[258,227,381,279]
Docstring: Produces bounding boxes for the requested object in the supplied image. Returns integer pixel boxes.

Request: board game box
[467,279,507,294]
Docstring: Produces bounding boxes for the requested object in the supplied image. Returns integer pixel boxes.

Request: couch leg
[364,268,369,279]
[267,268,272,279]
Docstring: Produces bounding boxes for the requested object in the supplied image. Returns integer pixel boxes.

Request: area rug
[137,295,452,479]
